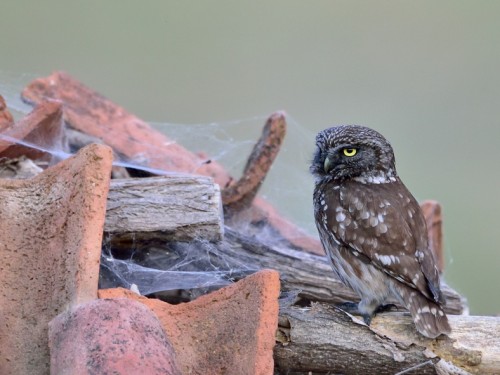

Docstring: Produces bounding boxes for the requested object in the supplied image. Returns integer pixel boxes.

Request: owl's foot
[336,301,360,313]
[336,302,374,325]
[337,302,398,326]
[374,303,398,314]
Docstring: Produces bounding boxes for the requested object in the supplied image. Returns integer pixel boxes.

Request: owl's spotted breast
[315,178,440,302]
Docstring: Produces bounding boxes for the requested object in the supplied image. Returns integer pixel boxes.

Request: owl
[311,125,451,338]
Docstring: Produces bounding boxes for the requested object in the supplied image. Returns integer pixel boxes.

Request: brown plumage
[311,125,450,338]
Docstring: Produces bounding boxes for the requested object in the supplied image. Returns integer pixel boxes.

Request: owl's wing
[324,180,442,303]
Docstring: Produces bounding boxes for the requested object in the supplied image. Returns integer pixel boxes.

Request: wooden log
[0,156,43,179]
[105,176,223,243]
[275,303,499,374]
[221,228,466,315]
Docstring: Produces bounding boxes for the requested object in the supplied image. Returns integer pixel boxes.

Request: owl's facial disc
[322,144,375,179]
[324,146,362,173]
[311,125,397,183]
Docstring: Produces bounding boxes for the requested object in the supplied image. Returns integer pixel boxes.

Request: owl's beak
[324,156,333,173]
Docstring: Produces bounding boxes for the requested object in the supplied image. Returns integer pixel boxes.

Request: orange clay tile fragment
[0,95,14,131]
[22,71,231,185]
[222,111,287,210]
[0,100,65,160]
[421,200,445,273]
[99,269,280,375]
[0,144,113,374]
[49,299,181,375]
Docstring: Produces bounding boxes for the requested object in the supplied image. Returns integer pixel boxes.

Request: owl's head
[310,125,397,183]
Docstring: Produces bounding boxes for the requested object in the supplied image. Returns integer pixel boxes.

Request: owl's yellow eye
[343,148,357,157]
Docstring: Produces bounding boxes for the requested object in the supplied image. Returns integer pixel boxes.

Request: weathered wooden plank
[223,228,466,315]
[275,303,499,374]
[105,176,223,242]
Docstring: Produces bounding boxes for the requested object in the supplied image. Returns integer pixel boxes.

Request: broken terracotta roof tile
[49,298,181,375]
[0,99,65,160]
[99,269,280,375]
[0,144,112,374]
[22,71,231,186]
[421,200,445,273]
[0,95,14,131]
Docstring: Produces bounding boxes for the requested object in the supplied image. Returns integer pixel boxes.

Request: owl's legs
[336,301,375,325]
[374,303,398,313]
[337,300,396,325]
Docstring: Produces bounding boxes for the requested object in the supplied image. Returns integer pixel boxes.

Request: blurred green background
[1,1,498,315]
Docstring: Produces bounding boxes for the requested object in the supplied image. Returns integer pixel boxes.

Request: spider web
[0,70,318,296]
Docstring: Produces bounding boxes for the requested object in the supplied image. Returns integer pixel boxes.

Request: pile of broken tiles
[0,74,281,375]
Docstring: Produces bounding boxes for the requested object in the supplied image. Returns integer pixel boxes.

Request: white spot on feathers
[377,223,388,234]
[376,254,393,265]
[336,212,346,222]
[418,306,431,314]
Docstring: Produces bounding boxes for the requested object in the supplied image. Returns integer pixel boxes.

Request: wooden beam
[275,303,499,374]
[223,228,466,315]
[105,176,223,243]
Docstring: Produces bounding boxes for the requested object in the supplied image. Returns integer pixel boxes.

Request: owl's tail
[396,284,451,339]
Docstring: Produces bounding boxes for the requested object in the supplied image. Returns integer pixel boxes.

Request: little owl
[311,125,450,338]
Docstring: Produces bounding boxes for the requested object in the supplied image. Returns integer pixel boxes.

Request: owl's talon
[362,314,373,326]
[336,302,360,314]
[374,303,398,314]
[336,302,373,325]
